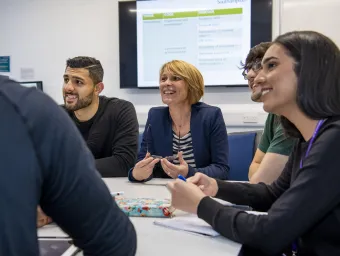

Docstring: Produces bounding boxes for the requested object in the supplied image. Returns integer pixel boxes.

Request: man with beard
[62,56,139,177]
[242,42,296,184]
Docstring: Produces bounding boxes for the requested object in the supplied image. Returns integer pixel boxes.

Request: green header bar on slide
[142,8,242,20]
[143,13,163,20]
[198,8,242,16]
[163,11,197,19]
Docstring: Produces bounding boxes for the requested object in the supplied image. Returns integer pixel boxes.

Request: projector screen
[118,0,272,88]
[136,0,251,88]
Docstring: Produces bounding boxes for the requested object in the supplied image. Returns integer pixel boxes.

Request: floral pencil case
[114,197,173,218]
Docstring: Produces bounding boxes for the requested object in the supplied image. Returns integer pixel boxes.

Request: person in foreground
[129,60,229,182]
[0,76,136,255]
[242,42,296,184]
[62,56,139,177]
[167,31,340,255]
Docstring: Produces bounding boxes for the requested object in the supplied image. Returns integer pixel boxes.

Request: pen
[177,174,187,181]
[111,191,124,196]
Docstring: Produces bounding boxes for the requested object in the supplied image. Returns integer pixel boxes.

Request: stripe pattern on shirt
[172,131,196,167]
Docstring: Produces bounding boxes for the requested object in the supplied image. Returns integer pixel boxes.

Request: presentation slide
[136,0,251,87]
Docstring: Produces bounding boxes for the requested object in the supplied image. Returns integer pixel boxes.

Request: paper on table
[153,210,267,237]
[38,223,69,238]
[143,179,169,186]
[154,214,220,237]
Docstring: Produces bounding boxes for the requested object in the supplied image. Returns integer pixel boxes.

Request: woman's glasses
[145,124,191,163]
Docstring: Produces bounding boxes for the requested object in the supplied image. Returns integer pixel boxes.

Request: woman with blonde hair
[129,60,229,182]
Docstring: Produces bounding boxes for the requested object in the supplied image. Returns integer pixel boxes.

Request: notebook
[154,214,220,237]
[154,211,268,237]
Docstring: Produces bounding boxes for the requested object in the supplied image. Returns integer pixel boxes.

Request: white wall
[280,0,340,46]
[1,0,339,130]
[0,0,261,105]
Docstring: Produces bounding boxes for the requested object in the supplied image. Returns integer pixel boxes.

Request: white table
[40,178,242,256]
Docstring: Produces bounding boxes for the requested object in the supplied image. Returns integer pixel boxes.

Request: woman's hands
[166,179,206,214]
[187,173,219,197]
[132,153,160,181]
[166,173,219,214]
[161,151,189,178]
[132,151,190,181]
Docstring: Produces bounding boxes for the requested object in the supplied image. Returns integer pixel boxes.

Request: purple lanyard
[299,119,326,169]
[288,119,326,256]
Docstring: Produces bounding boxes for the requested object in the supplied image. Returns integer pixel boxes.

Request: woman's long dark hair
[274,31,340,138]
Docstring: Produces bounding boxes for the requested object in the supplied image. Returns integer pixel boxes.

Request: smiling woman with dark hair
[167,31,340,255]
[276,32,340,138]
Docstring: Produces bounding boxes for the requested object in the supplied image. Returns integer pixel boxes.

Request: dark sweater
[198,117,340,256]
[0,76,136,256]
[63,96,139,177]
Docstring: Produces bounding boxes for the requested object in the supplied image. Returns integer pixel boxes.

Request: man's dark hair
[240,42,272,76]
[66,56,104,85]
[274,31,340,138]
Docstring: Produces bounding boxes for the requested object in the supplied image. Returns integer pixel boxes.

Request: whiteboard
[279,0,340,47]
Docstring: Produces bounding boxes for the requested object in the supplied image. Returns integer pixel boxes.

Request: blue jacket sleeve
[128,109,153,182]
[23,89,137,255]
[187,108,229,179]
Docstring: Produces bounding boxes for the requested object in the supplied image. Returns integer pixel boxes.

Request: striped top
[172,131,196,167]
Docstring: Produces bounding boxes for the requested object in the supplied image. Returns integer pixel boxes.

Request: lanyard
[287,119,326,256]
[300,119,327,169]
